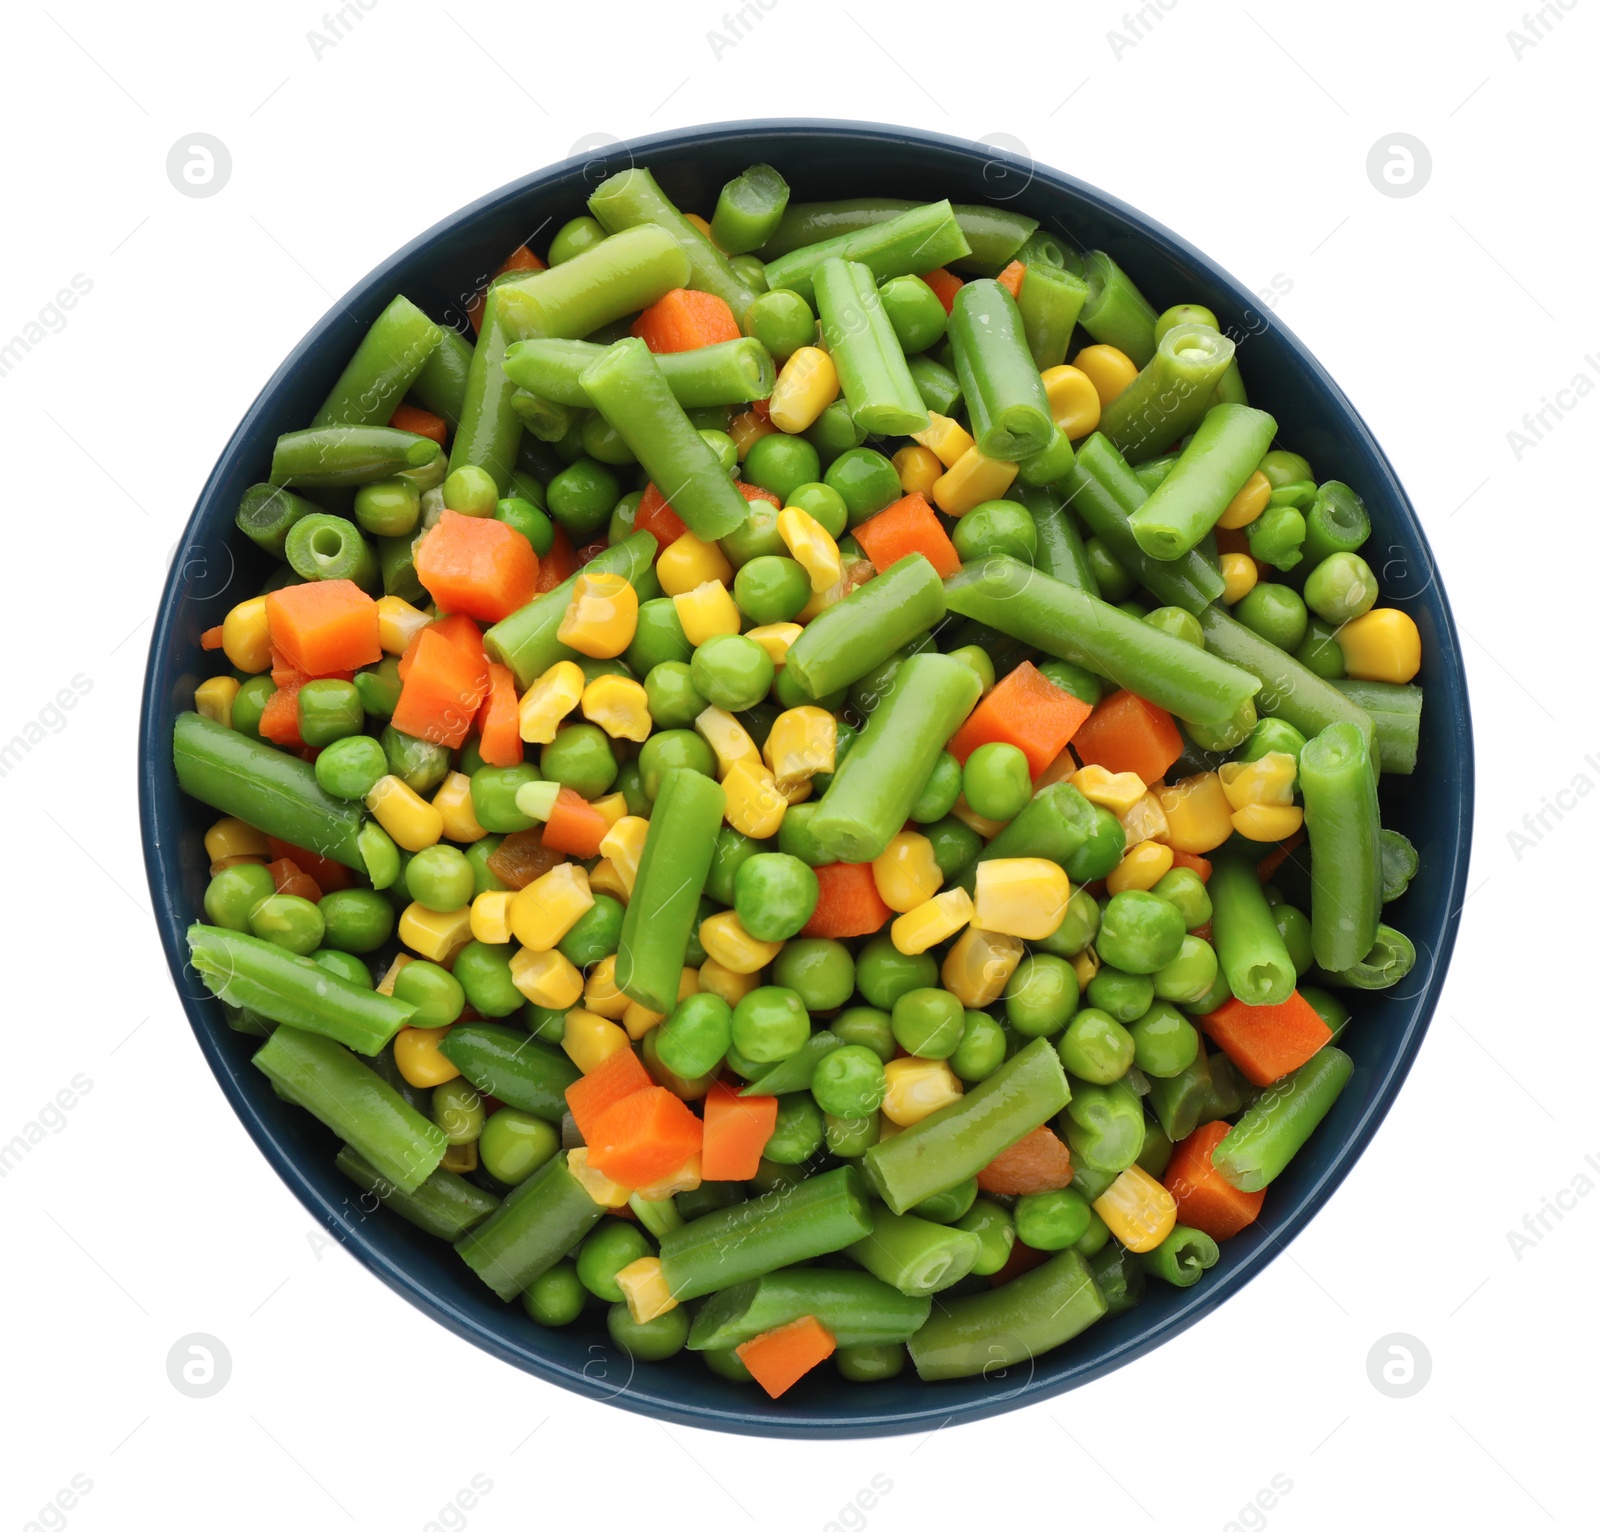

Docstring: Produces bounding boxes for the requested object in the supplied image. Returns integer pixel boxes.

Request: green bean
[956,782,1098,894]
[1211,1047,1353,1192]
[444,288,524,494]
[1147,1045,1213,1143]
[411,325,473,427]
[688,1268,929,1351]
[270,425,440,489]
[1016,260,1088,369]
[785,554,946,700]
[1380,828,1419,904]
[1138,1224,1219,1286]
[1332,679,1422,775]
[711,162,791,255]
[313,296,442,428]
[1098,325,1237,463]
[510,389,577,443]
[236,483,320,560]
[948,279,1055,461]
[1210,851,1298,1008]
[1089,1241,1146,1315]
[503,336,775,410]
[814,258,929,436]
[454,1151,606,1300]
[1010,483,1100,594]
[437,1023,580,1122]
[1129,405,1278,560]
[759,198,1035,274]
[907,354,962,416]
[1080,251,1159,365]
[1299,722,1382,973]
[285,513,378,590]
[762,200,972,308]
[1061,1076,1145,1175]
[1320,924,1417,990]
[1302,481,1371,566]
[845,1205,984,1296]
[335,1146,500,1241]
[740,1031,844,1097]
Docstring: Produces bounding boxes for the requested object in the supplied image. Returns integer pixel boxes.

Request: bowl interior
[140,120,1473,1437]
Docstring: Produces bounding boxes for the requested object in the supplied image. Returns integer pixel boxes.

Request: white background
[2,1,1593,1528]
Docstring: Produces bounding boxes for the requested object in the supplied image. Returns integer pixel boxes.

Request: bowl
[140,119,1474,1438]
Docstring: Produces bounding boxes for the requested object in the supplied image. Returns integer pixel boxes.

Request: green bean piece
[762,200,972,308]
[758,198,1033,273]
[1138,1224,1220,1287]
[437,1023,580,1121]
[442,288,522,493]
[1061,1076,1145,1175]
[313,295,442,428]
[813,258,929,436]
[845,1205,983,1296]
[1211,1046,1353,1192]
[283,514,378,590]
[955,781,1099,895]
[1210,851,1298,1008]
[503,336,775,411]
[711,162,791,255]
[1016,260,1088,369]
[689,1268,929,1351]
[335,1146,499,1241]
[1078,251,1158,365]
[236,483,320,560]
[948,279,1054,462]
[1302,481,1371,566]
[1323,924,1417,990]
[411,325,473,428]
[1089,1241,1147,1316]
[1128,405,1278,560]
[1332,679,1422,775]
[454,1151,607,1300]
[1299,722,1383,973]
[739,1031,843,1097]
[1010,483,1099,594]
[1379,828,1419,905]
[270,425,440,489]
[907,353,962,416]
[1146,1045,1214,1143]
[1098,325,1237,463]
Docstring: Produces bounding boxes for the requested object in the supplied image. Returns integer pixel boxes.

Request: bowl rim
[140,116,1474,1438]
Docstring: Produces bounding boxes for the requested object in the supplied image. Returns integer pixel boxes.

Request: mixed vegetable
[176,159,1427,1401]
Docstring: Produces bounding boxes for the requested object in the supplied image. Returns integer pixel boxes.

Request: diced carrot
[975,1124,1074,1195]
[634,482,689,550]
[736,1314,836,1399]
[389,402,448,444]
[1200,991,1332,1088]
[476,662,523,768]
[996,260,1027,299]
[988,1237,1049,1287]
[1070,690,1184,786]
[266,835,354,893]
[632,288,742,353]
[535,525,578,592]
[701,1079,778,1181]
[485,829,566,890]
[853,493,961,580]
[391,625,491,749]
[398,613,484,681]
[585,1085,704,1187]
[918,267,964,314]
[738,481,781,510]
[1164,1120,1265,1239]
[201,625,225,650]
[750,397,772,423]
[1191,921,1213,943]
[414,509,538,624]
[467,244,546,332]
[565,1045,655,1141]
[1255,830,1306,885]
[258,677,305,748]
[265,857,321,903]
[576,539,608,567]
[1170,849,1213,883]
[947,660,1093,777]
[540,787,609,859]
[264,579,381,678]
[801,862,892,939]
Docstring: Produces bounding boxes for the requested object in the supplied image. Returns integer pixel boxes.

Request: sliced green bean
[313,295,442,428]
[1211,1047,1353,1192]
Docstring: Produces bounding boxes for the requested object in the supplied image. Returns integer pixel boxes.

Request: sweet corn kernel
[656,531,735,596]
[797,571,849,623]
[588,857,630,904]
[697,957,762,1006]
[777,775,813,806]
[950,796,1007,839]
[1118,791,1171,845]
[684,211,716,241]
[882,1057,964,1126]
[376,953,413,996]
[911,412,976,468]
[510,945,584,1009]
[510,861,594,951]
[562,1007,631,1072]
[584,955,632,1019]
[376,595,431,654]
[1041,364,1102,439]
[469,890,514,946]
[1220,553,1258,605]
[744,622,804,666]
[632,1153,703,1200]
[872,831,944,914]
[1155,773,1235,854]
[194,675,239,728]
[204,817,270,863]
[695,705,763,779]
[582,673,652,742]
[972,859,1072,940]
[599,816,650,898]
[566,1146,632,1208]
[222,596,272,673]
[366,775,444,852]
[941,925,1026,1007]
[777,506,843,593]
[673,580,742,645]
[1106,840,1175,894]
[891,887,975,956]
[393,1026,461,1087]
[767,346,838,433]
[1093,1164,1177,1253]
[589,792,628,829]
[764,706,836,788]
[398,902,474,963]
[518,661,585,744]
[558,570,639,659]
[615,1255,679,1323]
[1071,948,1101,988]
[1336,608,1421,684]
[1220,752,1298,810]
[623,1000,666,1041]
[729,410,779,459]
[1231,803,1305,842]
[1072,344,1139,407]
[1216,469,1272,530]
[891,443,943,498]
[722,758,788,839]
[1072,764,1150,817]
[432,771,487,842]
[208,854,263,875]
[699,910,784,974]
[932,445,1018,516]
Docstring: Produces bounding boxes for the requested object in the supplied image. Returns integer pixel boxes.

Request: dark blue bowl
[140,119,1473,1437]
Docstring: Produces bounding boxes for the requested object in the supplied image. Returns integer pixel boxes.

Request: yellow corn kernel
[376,953,413,996]
[722,758,789,839]
[366,774,444,852]
[950,796,1008,839]
[656,530,735,596]
[584,955,632,1019]
[588,857,630,904]
[1093,1164,1177,1253]
[745,621,804,666]
[1106,840,1176,894]
[1071,948,1100,988]
[1231,803,1305,842]
[697,957,762,1006]
[1220,553,1258,605]
[673,580,741,645]
[1041,364,1102,439]
[872,831,944,914]
[891,887,974,956]
[728,409,778,459]
[441,1140,478,1174]
[683,211,716,242]
[398,902,474,963]
[1118,791,1170,845]
[911,412,975,468]
[881,1057,964,1127]
[208,853,263,875]
[767,346,838,433]
[932,446,1019,517]
[589,792,628,829]
[797,570,849,623]
[518,660,585,744]
[557,570,638,659]
[1072,764,1150,817]
[615,1255,679,1323]
[777,775,813,806]
[1155,773,1235,854]
[632,1152,702,1200]
[941,925,1026,1007]
[699,910,784,975]
[1072,344,1139,407]
[510,861,594,951]
[972,859,1072,940]
[432,771,487,843]
[204,817,270,863]
[764,706,836,788]
[582,673,652,742]
[1220,752,1298,810]
[194,675,240,728]
[562,1007,631,1072]
[1336,608,1421,684]
[393,1026,461,1087]
[222,596,272,673]
[511,945,584,1009]
[599,815,649,898]
[1216,469,1272,530]
[376,595,431,654]
[623,1001,665,1041]
[566,1146,632,1208]
[470,890,514,946]
[777,506,843,593]
[695,705,763,779]
[891,443,943,498]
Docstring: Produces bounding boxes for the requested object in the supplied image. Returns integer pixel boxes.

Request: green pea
[775,801,833,867]
[771,938,855,1011]
[614,759,650,818]
[962,741,1033,821]
[627,598,694,673]
[353,658,401,720]
[730,986,810,1063]
[701,1346,753,1382]
[854,935,937,1010]
[771,663,833,715]
[950,1010,1007,1082]
[1144,605,1205,647]
[805,397,867,467]
[705,828,767,906]
[1035,885,1100,958]
[1065,805,1127,884]
[362,825,402,895]
[1151,934,1220,1004]
[1241,717,1308,766]
[1153,302,1220,340]
[784,481,849,540]
[480,1109,559,1185]
[1300,984,1350,1036]
[229,674,275,739]
[640,660,703,730]
[392,959,465,1027]
[922,815,984,882]
[1182,965,1234,1018]
[722,1041,764,1080]
[431,1078,484,1146]
[451,941,523,1017]
[539,723,617,798]
[1015,1188,1091,1251]
[1037,658,1102,709]
[559,895,624,968]
[309,949,372,987]
[955,1198,1016,1276]
[1257,449,1313,489]
[525,1003,568,1046]
[829,1006,896,1063]
[1097,891,1187,976]
[824,1111,882,1158]
[690,633,774,712]
[463,836,508,896]
[1003,955,1080,1039]
[1128,1000,1200,1077]
[1086,965,1155,1023]
[764,1094,825,1164]
[733,556,811,626]
[577,1221,652,1302]
[491,496,554,559]
[885,987,959,1059]
[1246,503,1306,571]
[204,862,277,932]
[743,433,820,506]
[1084,535,1135,601]
[717,495,786,567]
[546,457,619,540]
[1274,902,1314,977]
[454,738,487,779]
[878,274,948,354]
[297,679,364,748]
[638,730,717,801]
[1303,552,1378,626]
[952,500,1038,566]
[913,1177,978,1224]
[1295,616,1347,680]
[835,1343,906,1383]
[908,752,964,824]
[737,702,778,751]
[248,893,324,955]
[548,215,606,265]
[353,476,421,537]
[580,410,637,466]
[946,644,997,697]
[747,288,816,362]
[824,447,901,527]
[810,1044,887,1117]
[404,844,474,912]
[608,1300,689,1361]
[657,991,734,1079]
[382,725,449,794]
[521,1259,585,1326]
[1234,581,1308,652]
[443,464,499,516]
[606,490,642,545]
[734,852,819,942]
[1056,1007,1135,1084]
[1151,868,1212,930]
[317,888,395,953]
